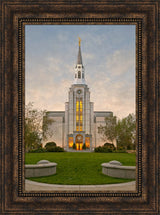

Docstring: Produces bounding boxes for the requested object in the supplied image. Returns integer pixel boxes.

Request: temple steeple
[77,37,83,65]
[74,38,86,85]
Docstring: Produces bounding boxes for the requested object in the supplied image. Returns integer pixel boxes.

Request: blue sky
[25,25,136,119]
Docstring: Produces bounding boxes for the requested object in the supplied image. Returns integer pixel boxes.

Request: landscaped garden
[25,152,136,185]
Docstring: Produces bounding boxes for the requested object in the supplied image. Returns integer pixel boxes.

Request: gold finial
[78,37,81,47]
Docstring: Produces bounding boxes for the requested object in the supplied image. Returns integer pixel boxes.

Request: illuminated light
[80,143,83,150]
[69,137,73,148]
[76,100,80,131]
[76,143,79,150]
[76,99,83,135]
[85,137,90,148]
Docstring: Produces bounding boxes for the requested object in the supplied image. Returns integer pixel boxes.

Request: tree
[25,102,54,152]
[116,113,136,149]
[98,113,136,150]
[98,115,117,144]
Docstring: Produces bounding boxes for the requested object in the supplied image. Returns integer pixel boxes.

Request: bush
[82,143,86,150]
[104,142,116,151]
[94,142,117,153]
[51,146,64,152]
[73,143,76,149]
[29,148,47,153]
[115,149,127,153]
[45,145,64,152]
[94,146,113,153]
[45,142,57,152]
[127,144,132,150]
[116,146,127,153]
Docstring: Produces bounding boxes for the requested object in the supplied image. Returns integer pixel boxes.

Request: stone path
[25,180,136,191]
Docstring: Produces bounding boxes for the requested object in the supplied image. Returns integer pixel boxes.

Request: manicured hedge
[94,146,113,153]
[45,142,64,152]
[94,143,117,153]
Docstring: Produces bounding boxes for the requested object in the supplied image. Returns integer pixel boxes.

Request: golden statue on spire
[78,37,81,47]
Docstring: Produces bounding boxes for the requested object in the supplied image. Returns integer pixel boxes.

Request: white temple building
[43,39,113,151]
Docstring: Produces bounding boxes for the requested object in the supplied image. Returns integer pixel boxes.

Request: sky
[25,25,136,119]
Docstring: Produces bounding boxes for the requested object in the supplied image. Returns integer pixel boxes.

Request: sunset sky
[25,25,136,119]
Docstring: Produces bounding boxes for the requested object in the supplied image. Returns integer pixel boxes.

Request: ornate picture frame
[0,0,159,214]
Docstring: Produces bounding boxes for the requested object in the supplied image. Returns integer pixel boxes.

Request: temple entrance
[75,134,83,150]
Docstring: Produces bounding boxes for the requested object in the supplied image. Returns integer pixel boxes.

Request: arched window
[78,71,81,79]
[82,73,84,79]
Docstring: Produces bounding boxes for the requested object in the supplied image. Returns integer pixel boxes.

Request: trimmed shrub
[94,146,113,153]
[73,143,76,149]
[29,148,47,153]
[94,142,117,153]
[104,142,116,151]
[82,143,86,150]
[45,142,57,152]
[51,146,64,152]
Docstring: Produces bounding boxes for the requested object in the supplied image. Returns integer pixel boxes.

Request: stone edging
[25,179,136,191]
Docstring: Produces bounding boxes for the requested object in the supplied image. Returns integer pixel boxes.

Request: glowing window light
[76,99,83,132]
[69,137,73,148]
[85,137,90,148]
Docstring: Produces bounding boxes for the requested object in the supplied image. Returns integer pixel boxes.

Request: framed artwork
[24,24,136,192]
[0,0,159,214]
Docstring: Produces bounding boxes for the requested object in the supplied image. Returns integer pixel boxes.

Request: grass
[25,152,136,185]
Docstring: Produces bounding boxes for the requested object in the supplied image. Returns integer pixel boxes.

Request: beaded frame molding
[0,0,159,214]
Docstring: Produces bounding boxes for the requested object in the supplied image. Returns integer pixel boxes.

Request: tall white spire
[73,37,86,85]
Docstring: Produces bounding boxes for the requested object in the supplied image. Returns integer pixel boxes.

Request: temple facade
[43,39,113,151]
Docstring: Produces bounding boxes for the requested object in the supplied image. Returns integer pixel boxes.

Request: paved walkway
[25,180,136,191]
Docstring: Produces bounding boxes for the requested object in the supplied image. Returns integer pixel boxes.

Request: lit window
[76,99,83,131]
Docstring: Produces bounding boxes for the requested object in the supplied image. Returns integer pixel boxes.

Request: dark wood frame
[0,0,159,214]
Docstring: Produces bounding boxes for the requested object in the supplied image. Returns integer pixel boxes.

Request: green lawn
[25,152,136,185]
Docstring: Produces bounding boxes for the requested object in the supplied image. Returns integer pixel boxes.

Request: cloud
[83,53,95,60]
[25,55,72,111]
[86,48,135,118]
[26,48,135,119]
[106,49,135,76]
[25,26,135,119]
